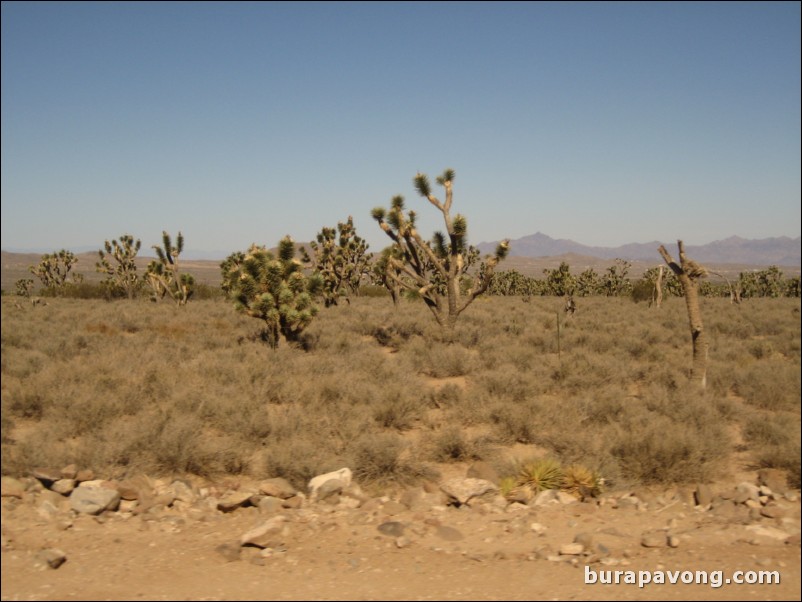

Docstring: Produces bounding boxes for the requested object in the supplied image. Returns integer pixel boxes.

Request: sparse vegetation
[1,291,799,492]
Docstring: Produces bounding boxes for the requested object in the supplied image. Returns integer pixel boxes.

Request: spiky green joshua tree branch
[301,216,372,307]
[29,249,81,296]
[221,236,323,348]
[146,231,194,306]
[96,234,142,299]
[371,169,509,334]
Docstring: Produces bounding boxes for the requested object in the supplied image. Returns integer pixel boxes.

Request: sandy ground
[1,468,800,602]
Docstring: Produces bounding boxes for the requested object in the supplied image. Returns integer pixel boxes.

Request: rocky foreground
[1,464,800,601]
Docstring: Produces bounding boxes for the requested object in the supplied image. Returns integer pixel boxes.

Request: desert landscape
[1,287,799,600]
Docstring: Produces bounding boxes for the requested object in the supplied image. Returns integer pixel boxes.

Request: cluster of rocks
[1,462,799,571]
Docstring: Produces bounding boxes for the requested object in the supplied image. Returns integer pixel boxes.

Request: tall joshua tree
[29,249,81,296]
[301,216,372,307]
[96,234,142,299]
[658,240,709,389]
[371,168,509,335]
[146,231,195,306]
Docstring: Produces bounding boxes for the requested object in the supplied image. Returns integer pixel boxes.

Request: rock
[395,536,412,549]
[757,468,788,494]
[381,500,408,516]
[559,543,584,555]
[760,504,785,519]
[556,491,578,505]
[35,548,67,569]
[668,535,680,548]
[215,542,241,562]
[347,511,372,526]
[641,531,668,548]
[116,475,151,501]
[259,478,297,500]
[316,479,345,504]
[744,525,790,541]
[735,482,760,504]
[378,522,405,537]
[69,486,121,515]
[398,487,422,509]
[168,479,197,504]
[308,468,352,501]
[281,495,304,510]
[439,477,497,506]
[217,491,253,512]
[60,464,78,480]
[531,489,559,506]
[785,533,801,546]
[530,522,547,535]
[31,468,61,485]
[258,496,284,514]
[51,479,76,496]
[694,484,714,507]
[0,476,25,498]
[240,516,288,548]
[74,469,95,483]
[435,525,464,541]
[573,532,594,549]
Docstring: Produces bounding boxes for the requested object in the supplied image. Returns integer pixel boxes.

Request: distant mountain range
[476,233,801,267]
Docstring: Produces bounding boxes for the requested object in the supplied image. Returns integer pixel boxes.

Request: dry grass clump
[350,432,433,488]
[420,425,492,463]
[1,295,799,490]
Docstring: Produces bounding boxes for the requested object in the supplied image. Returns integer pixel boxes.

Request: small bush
[350,432,424,487]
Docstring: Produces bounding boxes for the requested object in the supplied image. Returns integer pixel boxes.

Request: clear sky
[2,1,800,259]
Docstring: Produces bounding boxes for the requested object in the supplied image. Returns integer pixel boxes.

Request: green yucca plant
[516,457,563,494]
[561,464,604,500]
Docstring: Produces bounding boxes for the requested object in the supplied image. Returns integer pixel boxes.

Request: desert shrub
[489,400,539,444]
[610,409,729,484]
[1,295,798,489]
[261,438,342,491]
[350,432,426,487]
[372,391,424,430]
[733,359,801,411]
[422,425,490,463]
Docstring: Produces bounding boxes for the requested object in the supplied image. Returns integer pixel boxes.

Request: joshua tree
[301,216,372,307]
[221,236,323,348]
[543,261,576,297]
[146,231,194,305]
[371,168,509,335]
[602,258,632,297]
[371,246,405,308]
[14,278,35,298]
[658,240,709,389]
[575,268,602,297]
[29,250,81,295]
[96,234,142,299]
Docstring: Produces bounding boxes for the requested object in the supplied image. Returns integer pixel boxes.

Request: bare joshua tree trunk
[654,265,663,308]
[658,241,709,389]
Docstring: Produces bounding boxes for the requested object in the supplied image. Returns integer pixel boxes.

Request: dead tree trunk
[654,265,663,308]
[658,241,709,389]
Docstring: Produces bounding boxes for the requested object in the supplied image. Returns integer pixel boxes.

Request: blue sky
[2,1,800,259]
